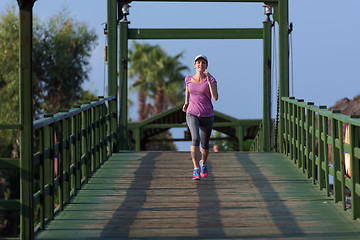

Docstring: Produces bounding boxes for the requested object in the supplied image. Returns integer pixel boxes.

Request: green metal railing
[0,96,117,238]
[250,123,263,152]
[281,97,360,220]
[32,96,117,231]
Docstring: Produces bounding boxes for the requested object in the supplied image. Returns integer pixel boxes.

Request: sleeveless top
[185,75,216,117]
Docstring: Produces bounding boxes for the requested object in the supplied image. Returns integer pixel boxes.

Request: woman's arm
[205,72,218,101]
[183,85,189,112]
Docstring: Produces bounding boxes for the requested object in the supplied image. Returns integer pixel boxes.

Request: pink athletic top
[185,75,217,117]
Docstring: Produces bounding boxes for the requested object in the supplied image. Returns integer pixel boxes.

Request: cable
[103,23,108,97]
[289,23,294,97]
[103,35,107,97]
[272,22,280,152]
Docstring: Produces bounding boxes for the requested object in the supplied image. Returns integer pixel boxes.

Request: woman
[183,55,218,180]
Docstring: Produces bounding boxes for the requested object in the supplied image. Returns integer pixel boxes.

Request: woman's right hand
[182,103,188,112]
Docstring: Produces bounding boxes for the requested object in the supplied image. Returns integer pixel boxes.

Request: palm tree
[129,41,188,119]
[148,51,188,115]
[128,41,155,121]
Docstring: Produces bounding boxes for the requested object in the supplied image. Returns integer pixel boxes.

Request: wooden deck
[36,151,360,239]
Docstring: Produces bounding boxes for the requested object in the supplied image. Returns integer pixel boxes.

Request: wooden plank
[36,152,360,239]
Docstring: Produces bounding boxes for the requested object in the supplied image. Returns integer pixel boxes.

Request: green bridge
[2,0,360,239]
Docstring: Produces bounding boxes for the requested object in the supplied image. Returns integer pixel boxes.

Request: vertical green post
[282,99,288,155]
[262,20,272,152]
[107,0,118,152]
[18,1,35,238]
[134,126,141,151]
[305,104,314,179]
[291,100,296,163]
[278,0,289,153]
[311,110,316,185]
[62,115,70,204]
[39,128,45,230]
[90,105,96,171]
[331,111,342,203]
[299,101,305,172]
[297,103,301,168]
[323,115,330,196]
[94,104,100,169]
[236,126,244,151]
[99,100,106,163]
[74,105,82,191]
[318,106,326,190]
[43,119,54,221]
[119,21,129,150]
[349,117,360,219]
[338,120,346,210]
[81,110,89,183]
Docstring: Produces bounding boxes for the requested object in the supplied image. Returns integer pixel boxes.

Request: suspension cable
[103,23,108,97]
[289,23,294,97]
[272,21,280,152]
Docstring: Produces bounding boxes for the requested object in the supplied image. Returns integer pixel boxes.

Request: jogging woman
[183,55,218,180]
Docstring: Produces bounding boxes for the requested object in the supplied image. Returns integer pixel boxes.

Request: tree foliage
[33,9,98,115]
[0,5,98,236]
[0,6,97,156]
[128,41,188,151]
[0,6,20,156]
[129,41,188,120]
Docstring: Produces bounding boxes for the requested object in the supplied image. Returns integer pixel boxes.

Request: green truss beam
[129,28,263,39]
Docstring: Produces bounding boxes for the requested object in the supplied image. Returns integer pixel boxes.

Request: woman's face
[194,58,208,72]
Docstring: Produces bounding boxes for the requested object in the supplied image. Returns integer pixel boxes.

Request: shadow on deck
[36,152,360,239]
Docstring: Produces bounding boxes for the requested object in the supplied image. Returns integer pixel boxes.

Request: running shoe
[200,160,208,178]
[193,168,201,180]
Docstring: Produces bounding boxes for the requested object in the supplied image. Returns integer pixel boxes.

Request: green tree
[128,41,156,121]
[148,52,188,115]
[0,6,97,236]
[32,9,98,115]
[129,41,188,120]
[0,6,97,156]
[0,6,20,158]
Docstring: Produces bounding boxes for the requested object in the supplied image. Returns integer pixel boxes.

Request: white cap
[194,55,208,63]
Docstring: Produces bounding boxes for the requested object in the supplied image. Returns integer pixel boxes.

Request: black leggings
[186,114,214,149]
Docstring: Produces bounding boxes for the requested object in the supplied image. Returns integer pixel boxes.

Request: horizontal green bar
[0,124,22,130]
[282,97,360,127]
[345,177,352,190]
[133,0,277,2]
[329,166,334,177]
[0,199,20,211]
[344,143,351,154]
[81,155,86,167]
[54,177,59,191]
[356,183,360,197]
[140,122,251,129]
[129,28,263,39]
[69,164,75,177]
[33,96,116,130]
[0,158,20,169]
[44,148,51,160]
[354,147,360,159]
[335,138,341,149]
[44,184,51,198]
[33,152,40,167]
[33,191,40,207]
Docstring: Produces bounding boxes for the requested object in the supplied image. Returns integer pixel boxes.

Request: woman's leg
[201,147,209,165]
[186,114,201,169]
[191,146,200,169]
[199,116,214,165]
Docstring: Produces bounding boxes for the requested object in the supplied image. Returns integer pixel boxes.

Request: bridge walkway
[36,152,360,239]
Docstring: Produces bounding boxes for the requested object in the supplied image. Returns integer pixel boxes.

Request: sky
[1,0,360,150]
